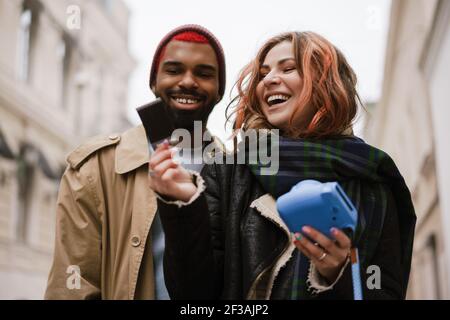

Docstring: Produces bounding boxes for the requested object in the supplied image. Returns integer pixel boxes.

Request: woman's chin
[266,118,288,131]
[262,108,289,128]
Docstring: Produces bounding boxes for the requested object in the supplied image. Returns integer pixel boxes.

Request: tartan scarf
[247,134,416,298]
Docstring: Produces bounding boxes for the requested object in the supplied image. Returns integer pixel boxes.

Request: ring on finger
[318,251,328,261]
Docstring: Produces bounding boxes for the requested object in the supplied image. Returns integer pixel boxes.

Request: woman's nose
[263,73,281,87]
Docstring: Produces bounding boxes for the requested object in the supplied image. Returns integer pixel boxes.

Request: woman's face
[256,41,305,131]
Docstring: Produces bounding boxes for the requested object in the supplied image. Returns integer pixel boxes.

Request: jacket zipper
[246,234,291,299]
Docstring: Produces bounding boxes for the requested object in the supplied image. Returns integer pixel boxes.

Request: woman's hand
[293,226,351,284]
[148,140,197,202]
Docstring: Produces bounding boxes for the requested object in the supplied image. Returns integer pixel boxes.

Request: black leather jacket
[158,163,405,300]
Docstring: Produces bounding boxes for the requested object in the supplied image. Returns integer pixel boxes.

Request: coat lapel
[249,194,296,299]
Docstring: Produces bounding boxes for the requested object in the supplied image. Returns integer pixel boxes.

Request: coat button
[109,134,119,140]
[131,236,141,247]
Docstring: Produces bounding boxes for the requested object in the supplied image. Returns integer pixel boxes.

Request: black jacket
[158,163,407,300]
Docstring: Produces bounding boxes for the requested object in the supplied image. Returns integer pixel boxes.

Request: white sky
[124,0,392,141]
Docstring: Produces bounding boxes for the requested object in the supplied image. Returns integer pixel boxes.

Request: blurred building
[365,0,450,299]
[0,0,135,299]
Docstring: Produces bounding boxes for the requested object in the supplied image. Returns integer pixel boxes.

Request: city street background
[0,0,449,299]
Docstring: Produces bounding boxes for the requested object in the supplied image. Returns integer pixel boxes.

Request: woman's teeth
[267,94,290,106]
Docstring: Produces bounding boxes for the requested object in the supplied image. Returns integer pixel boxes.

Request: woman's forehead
[262,41,295,66]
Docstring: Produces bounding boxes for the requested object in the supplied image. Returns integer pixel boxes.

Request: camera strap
[350,248,363,300]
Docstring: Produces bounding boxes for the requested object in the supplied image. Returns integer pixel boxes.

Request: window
[57,35,72,109]
[92,68,104,133]
[17,0,39,82]
[17,8,32,81]
[15,146,36,243]
[0,166,15,240]
[427,234,441,299]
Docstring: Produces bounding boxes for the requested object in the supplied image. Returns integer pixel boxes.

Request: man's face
[154,40,220,129]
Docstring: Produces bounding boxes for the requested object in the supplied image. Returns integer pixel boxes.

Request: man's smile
[168,92,206,110]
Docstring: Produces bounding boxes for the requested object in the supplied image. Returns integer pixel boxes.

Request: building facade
[0,0,135,299]
[365,0,450,299]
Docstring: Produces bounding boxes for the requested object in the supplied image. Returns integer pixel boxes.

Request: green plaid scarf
[248,134,416,299]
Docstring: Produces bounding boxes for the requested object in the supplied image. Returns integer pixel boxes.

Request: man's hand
[148,140,197,202]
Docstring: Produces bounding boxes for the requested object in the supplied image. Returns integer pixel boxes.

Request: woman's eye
[284,67,296,73]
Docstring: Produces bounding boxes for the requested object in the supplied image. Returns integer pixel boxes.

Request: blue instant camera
[276,180,357,238]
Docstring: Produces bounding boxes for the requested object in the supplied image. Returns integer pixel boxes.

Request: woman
[149,31,416,299]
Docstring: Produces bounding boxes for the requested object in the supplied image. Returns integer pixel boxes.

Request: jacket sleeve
[314,186,404,300]
[158,164,224,299]
[44,165,102,300]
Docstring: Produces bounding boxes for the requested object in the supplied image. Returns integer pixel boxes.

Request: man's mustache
[167,89,205,100]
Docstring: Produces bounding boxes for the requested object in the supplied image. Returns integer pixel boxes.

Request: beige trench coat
[45,125,158,299]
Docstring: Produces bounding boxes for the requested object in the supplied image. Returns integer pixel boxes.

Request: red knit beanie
[149,24,226,102]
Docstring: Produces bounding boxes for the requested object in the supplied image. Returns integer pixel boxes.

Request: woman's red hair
[227,32,361,138]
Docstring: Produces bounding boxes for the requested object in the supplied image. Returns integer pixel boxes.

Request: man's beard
[160,88,213,131]
[169,105,212,131]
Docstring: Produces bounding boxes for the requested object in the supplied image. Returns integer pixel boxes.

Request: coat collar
[115,125,150,174]
[114,125,225,175]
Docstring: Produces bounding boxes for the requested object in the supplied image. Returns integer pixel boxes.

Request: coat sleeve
[44,165,102,300]
[314,186,405,300]
[158,164,224,299]
[362,186,405,299]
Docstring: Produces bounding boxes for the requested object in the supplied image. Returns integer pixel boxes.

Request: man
[45,24,226,299]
